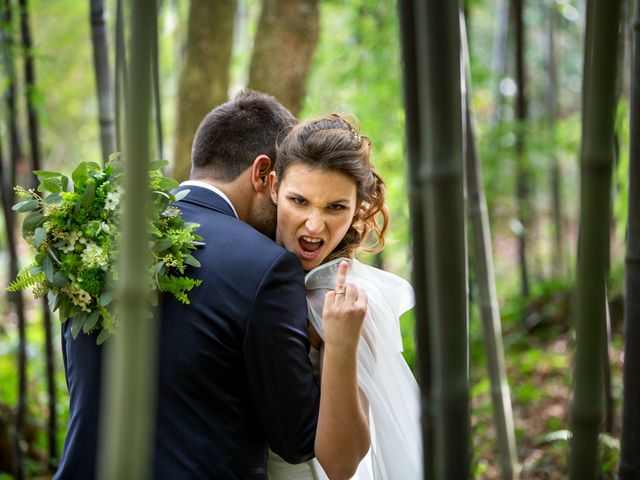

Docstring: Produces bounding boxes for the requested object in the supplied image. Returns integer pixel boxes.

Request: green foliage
[8,157,204,344]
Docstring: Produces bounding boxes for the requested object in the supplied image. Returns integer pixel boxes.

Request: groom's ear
[250,155,273,193]
[268,171,278,204]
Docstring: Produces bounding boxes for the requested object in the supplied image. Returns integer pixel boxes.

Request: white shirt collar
[180,180,239,219]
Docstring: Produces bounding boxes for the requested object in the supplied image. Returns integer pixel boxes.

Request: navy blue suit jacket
[55,186,321,479]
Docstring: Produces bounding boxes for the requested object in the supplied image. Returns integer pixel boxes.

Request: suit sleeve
[243,250,320,464]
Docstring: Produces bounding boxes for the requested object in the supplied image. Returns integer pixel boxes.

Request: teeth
[301,236,322,243]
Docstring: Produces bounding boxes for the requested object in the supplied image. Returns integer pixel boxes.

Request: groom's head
[190,89,297,237]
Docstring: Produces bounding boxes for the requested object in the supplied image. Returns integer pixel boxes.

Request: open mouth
[298,235,324,258]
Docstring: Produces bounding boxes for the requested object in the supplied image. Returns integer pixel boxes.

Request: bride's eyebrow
[286,190,352,205]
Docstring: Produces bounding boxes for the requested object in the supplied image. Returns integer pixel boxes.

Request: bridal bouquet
[8,156,203,344]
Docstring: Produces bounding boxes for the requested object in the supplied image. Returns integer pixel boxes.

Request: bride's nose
[305,211,324,234]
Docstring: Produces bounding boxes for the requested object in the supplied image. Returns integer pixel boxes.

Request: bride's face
[270,163,357,271]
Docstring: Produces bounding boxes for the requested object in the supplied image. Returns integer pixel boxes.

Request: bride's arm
[313,264,370,480]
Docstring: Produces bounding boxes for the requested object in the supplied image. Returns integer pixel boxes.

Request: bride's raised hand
[321,261,368,355]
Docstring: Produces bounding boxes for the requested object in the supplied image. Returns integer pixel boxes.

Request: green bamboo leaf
[42,255,54,282]
[185,254,201,268]
[100,290,114,306]
[71,313,87,339]
[34,227,46,247]
[72,162,88,186]
[174,189,190,202]
[12,199,38,212]
[22,211,44,235]
[84,310,100,333]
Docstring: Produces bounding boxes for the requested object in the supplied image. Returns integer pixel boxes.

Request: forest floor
[470,280,624,479]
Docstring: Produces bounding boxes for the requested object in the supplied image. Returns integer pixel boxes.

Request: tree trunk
[1,2,27,478]
[546,4,565,278]
[568,1,621,478]
[397,0,432,476]
[620,0,640,476]
[172,0,236,182]
[490,0,510,126]
[248,0,319,116]
[461,12,519,480]
[513,0,530,298]
[90,0,116,163]
[413,0,470,477]
[18,0,58,468]
[97,0,157,478]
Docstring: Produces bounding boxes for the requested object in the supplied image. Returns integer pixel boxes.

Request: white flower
[105,186,123,211]
[81,242,109,270]
[61,231,81,253]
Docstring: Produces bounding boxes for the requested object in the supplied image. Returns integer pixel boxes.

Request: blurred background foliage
[0,0,633,478]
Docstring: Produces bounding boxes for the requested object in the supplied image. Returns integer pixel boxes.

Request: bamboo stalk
[569,1,622,478]
[513,0,530,298]
[1,2,27,478]
[151,0,163,160]
[397,0,432,476]
[460,11,519,480]
[97,0,157,478]
[413,0,470,477]
[114,0,127,153]
[90,0,116,164]
[620,0,640,476]
[17,0,57,467]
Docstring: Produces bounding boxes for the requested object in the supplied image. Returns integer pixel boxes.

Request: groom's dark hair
[190,89,298,182]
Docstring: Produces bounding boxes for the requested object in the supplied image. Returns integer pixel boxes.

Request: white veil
[305,258,423,480]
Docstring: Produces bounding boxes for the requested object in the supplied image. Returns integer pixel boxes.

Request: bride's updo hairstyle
[275,113,389,260]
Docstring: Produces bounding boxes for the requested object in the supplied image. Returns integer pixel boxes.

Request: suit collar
[174,184,238,218]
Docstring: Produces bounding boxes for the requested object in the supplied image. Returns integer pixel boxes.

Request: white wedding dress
[267,258,422,480]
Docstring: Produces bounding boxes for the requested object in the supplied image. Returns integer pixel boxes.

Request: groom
[55,90,366,479]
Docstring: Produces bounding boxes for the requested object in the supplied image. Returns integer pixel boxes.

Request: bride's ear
[268,171,279,204]
[251,155,272,193]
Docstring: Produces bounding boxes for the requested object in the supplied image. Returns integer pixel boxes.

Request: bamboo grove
[0,0,638,478]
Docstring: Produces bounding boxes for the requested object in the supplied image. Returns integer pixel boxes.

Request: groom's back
[152,188,320,479]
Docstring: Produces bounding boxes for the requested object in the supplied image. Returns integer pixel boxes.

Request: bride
[267,114,422,479]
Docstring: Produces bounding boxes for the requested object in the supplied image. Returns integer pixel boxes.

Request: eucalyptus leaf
[158,176,179,190]
[72,162,88,186]
[82,180,96,209]
[71,313,87,339]
[185,254,201,268]
[42,255,54,282]
[100,290,114,306]
[47,291,60,311]
[83,310,100,333]
[153,238,173,252]
[96,329,111,345]
[149,160,169,171]
[58,297,71,322]
[22,212,45,235]
[33,170,61,179]
[12,199,38,212]
[44,193,62,204]
[34,227,46,247]
[42,178,62,193]
[174,189,190,202]
[52,271,69,288]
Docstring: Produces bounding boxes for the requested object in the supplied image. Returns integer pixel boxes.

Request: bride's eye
[327,204,346,211]
[290,196,306,206]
